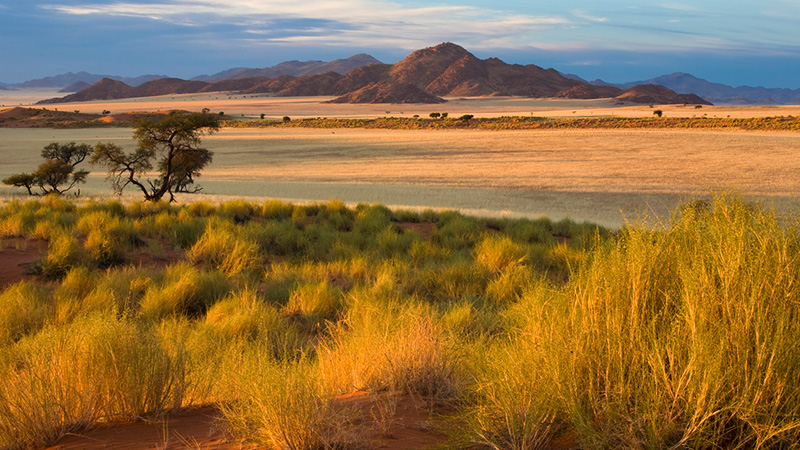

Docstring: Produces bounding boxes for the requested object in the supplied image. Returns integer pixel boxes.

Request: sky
[1,0,799,88]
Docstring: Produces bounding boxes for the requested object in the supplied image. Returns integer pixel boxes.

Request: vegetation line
[3,106,800,131]
[224,115,800,131]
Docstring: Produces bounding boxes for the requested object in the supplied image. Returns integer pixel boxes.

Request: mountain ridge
[592,72,800,105]
[36,43,713,105]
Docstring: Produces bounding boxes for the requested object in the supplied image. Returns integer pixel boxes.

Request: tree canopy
[2,142,91,196]
[91,112,219,202]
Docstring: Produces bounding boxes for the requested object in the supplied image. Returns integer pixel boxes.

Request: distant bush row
[222,115,800,131]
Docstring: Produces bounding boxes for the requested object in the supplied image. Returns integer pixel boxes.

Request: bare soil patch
[128,237,184,268]
[333,391,447,450]
[40,407,254,450]
[0,237,47,288]
[39,394,445,450]
[400,222,435,240]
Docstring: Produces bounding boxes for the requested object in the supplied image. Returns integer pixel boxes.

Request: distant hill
[39,78,134,103]
[614,84,712,105]
[37,43,712,105]
[596,72,800,105]
[18,72,166,88]
[193,54,383,82]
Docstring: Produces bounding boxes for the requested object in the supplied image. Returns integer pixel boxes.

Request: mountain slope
[194,54,383,82]
[388,43,581,97]
[38,78,134,103]
[326,82,445,104]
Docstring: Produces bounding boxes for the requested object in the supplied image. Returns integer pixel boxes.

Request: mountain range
[36,43,716,106]
[2,72,167,89]
[4,45,797,105]
[192,54,382,82]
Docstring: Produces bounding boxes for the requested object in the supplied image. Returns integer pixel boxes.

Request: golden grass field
[4,90,800,450]
[2,91,799,227]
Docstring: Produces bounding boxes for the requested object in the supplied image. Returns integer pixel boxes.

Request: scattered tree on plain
[91,112,219,202]
[2,142,91,196]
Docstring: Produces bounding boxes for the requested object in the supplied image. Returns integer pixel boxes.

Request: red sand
[41,407,254,450]
[39,394,446,450]
[0,238,47,288]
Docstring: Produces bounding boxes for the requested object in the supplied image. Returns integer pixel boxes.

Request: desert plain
[2,91,800,228]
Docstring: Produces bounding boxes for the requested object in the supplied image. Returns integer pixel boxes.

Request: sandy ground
[3,88,800,119]
[35,393,444,450]
[2,126,799,228]
[2,92,799,227]
[0,237,47,288]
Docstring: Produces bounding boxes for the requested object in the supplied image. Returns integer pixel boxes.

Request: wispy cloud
[41,0,572,49]
[39,0,799,57]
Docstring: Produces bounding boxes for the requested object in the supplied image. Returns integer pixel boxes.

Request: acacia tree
[91,112,219,202]
[2,142,91,196]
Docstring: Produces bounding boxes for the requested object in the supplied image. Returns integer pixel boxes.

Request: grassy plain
[3,92,799,229]
[2,125,800,228]
[2,195,800,450]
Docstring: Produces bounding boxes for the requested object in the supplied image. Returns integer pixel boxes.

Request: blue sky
[2,0,799,87]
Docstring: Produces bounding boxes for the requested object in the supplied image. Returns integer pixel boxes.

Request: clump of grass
[0,313,189,449]
[432,211,484,250]
[187,218,261,278]
[219,353,355,450]
[260,199,294,220]
[408,259,486,303]
[475,235,528,274]
[0,281,52,345]
[203,289,302,352]
[449,339,564,450]
[53,266,98,324]
[318,292,459,398]
[76,210,137,267]
[186,201,217,217]
[139,263,232,320]
[219,199,256,223]
[79,265,160,315]
[283,280,344,330]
